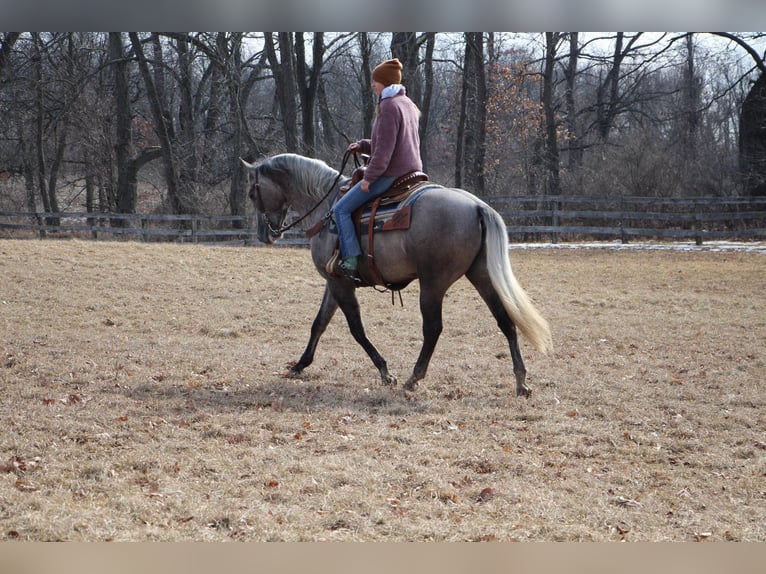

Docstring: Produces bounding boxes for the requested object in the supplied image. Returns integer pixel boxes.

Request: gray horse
[242,153,552,397]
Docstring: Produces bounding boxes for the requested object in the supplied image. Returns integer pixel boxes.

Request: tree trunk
[358,33,374,139]
[176,35,198,205]
[264,32,300,152]
[740,71,766,196]
[542,32,561,195]
[295,32,323,157]
[419,33,435,173]
[110,33,135,216]
[0,33,20,79]
[31,33,59,224]
[564,32,583,192]
[129,32,183,214]
[458,33,487,195]
[390,33,422,106]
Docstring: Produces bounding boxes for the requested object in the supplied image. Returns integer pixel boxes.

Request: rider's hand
[361,180,370,193]
[347,142,360,153]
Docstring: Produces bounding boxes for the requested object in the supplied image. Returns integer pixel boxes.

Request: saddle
[352,167,430,286]
[311,165,432,287]
[338,165,429,201]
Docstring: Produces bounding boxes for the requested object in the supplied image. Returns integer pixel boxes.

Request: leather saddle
[314,165,430,287]
[339,165,429,203]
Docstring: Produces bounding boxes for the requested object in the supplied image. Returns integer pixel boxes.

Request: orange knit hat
[372,58,403,86]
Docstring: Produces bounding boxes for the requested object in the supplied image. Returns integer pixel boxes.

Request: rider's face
[372,80,385,96]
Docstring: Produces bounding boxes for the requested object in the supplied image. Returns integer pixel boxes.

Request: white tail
[481,205,553,354]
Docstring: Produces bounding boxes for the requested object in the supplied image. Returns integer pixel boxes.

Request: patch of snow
[511,240,766,254]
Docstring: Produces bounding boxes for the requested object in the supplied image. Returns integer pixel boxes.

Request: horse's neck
[289,178,337,228]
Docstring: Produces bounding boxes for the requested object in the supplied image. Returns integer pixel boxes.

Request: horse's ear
[240,158,254,170]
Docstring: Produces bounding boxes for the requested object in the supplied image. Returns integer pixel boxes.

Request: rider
[332,57,423,279]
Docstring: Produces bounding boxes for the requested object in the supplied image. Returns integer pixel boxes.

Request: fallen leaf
[613,496,642,508]
[15,478,39,492]
[437,489,459,504]
[226,434,248,444]
[175,516,194,524]
[477,487,495,503]
[265,480,279,488]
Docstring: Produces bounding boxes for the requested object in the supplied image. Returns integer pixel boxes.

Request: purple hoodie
[356,87,422,183]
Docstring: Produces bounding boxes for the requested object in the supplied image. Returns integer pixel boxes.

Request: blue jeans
[333,176,395,259]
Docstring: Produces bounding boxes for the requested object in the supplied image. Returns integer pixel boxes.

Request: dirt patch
[0,239,764,541]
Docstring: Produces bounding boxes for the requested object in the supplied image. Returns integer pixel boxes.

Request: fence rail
[2,195,766,246]
[488,195,766,244]
[0,211,263,243]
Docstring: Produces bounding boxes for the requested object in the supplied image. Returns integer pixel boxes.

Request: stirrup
[326,250,361,283]
[325,250,341,275]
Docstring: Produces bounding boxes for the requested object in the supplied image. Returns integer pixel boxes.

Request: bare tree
[264,32,300,152]
[129,32,184,213]
[0,33,20,79]
[712,32,766,196]
[456,32,487,194]
[110,33,162,217]
[564,32,583,192]
[541,32,561,195]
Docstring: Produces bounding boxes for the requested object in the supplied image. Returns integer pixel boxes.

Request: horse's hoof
[516,384,532,398]
[381,373,398,386]
[287,366,304,379]
[403,378,419,392]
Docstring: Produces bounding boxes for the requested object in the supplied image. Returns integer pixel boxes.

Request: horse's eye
[248,189,255,200]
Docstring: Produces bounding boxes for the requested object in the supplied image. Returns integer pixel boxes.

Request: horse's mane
[256,153,340,202]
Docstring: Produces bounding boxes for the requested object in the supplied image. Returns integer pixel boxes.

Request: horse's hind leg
[467,273,531,398]
[404,284,447,392]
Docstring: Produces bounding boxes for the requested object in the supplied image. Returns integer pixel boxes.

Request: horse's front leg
[290,284,338,377]
[329,279,397,386]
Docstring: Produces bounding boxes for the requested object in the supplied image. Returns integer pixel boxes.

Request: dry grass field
[0,238,764,542]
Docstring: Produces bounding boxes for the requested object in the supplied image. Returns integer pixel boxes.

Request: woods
[1,32,765,218]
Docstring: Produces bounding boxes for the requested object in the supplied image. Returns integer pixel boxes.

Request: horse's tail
[480,204,553,355]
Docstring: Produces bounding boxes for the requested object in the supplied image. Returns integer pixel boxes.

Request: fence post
[694,204,703,246]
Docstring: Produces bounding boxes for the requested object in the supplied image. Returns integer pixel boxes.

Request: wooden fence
[2,195,766,246]
[490,195,766,245]
[0,211,262,244]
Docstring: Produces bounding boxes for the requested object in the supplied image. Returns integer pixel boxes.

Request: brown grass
[0,239,764,541]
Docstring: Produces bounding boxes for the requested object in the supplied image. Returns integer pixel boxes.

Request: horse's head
[242,158,289,244]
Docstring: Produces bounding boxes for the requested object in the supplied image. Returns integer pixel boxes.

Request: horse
[241,153,552,397]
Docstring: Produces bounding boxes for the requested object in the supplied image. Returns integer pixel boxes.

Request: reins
[258,150,354,236]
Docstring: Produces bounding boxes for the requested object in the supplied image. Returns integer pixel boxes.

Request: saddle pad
[350,182,439,234]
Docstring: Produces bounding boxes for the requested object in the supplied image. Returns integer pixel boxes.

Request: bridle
[251,168,289,238]
[251,150,354,237]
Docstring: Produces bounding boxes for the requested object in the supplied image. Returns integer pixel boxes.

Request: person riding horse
[331,58,423,280]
